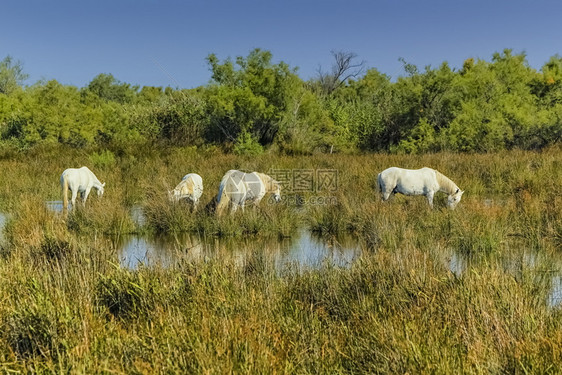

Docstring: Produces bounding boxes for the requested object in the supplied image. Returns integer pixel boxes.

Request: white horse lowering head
[168,174,204,208]
[216,170,281,215]
[60,167,105,210]
[447,188,464,210]
[378,167,463,210]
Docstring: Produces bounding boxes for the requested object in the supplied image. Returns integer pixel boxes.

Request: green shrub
[89,149,116,169]
[233,131,264,156]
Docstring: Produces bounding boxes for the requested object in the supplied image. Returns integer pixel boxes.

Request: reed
[0,146,560,372]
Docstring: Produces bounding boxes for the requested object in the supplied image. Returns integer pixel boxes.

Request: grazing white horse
[377,167,464,209]
[168,173,203,209]
[216,169,281,215]
[60,166,105,210]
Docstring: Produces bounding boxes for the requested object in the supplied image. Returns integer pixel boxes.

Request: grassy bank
[0,146,560,372]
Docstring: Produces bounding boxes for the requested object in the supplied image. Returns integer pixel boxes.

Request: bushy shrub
[89,149,116,169]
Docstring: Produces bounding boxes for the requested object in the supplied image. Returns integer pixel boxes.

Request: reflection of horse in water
[216,170,281,215]
[60,166,105,210]
[168,173,203,210]
[117,230,362,271]
[377,167,463,209]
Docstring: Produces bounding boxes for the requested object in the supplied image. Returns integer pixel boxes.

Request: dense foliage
[0,49,560,154]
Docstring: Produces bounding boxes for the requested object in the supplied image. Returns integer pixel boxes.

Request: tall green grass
[0,146,560,372]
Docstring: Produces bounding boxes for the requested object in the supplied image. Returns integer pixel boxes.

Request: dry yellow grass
[0,145,560,372]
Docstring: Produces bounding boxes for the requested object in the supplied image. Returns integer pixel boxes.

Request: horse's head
[168,189,180,203]
[447,188,464,209]
[97,182,105,197]
[271,179,281,203]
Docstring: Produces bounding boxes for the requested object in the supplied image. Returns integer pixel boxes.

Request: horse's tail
[376,172,383,194]
[61,174,69,210]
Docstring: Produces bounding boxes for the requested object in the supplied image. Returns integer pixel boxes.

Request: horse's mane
[434,170,458,195]
[176,178,194,195]
[256,173,278,192]
[80,166,103,188]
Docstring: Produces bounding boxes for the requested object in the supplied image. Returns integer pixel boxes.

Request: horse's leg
[426,191,435,209]
[71,189,78,209]
[83,188,92,206]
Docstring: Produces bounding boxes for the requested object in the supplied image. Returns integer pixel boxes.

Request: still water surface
[33,202,562,308]
[116,229,361,271]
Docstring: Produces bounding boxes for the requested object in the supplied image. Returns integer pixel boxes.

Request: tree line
[0,48,560,155]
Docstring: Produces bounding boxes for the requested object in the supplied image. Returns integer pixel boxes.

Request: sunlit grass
[0,146,560,372]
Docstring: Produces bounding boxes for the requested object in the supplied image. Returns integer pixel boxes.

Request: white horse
[216,169,281,215]
[60,166,105,210]
[168,173,203,209]
[377,167,463,209]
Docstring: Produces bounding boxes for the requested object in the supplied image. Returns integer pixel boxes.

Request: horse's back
[61,167,96,190]
[183,173,202,184]
[379,166,438,193]
[382,166,435,180]
[182,173,203,188]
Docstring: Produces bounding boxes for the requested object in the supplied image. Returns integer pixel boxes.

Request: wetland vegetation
[0,48,561,372]
[0,147,559,372]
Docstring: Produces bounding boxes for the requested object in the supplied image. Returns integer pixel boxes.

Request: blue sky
[2,0,561,89]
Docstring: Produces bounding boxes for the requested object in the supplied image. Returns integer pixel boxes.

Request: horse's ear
[460,190,464,195]
[102,182,106,187]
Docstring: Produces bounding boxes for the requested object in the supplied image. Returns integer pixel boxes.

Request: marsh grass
[0,146,560,372]
[95,266,163,321]
[143,182,302,238]
[66,204,136,235]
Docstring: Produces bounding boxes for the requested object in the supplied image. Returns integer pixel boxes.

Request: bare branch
[316,50,365,95]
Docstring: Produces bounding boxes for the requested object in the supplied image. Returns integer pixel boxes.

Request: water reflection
[130,205,146,227]
[448,251,466,277]
[112,230,562,309]
[0,212,8,245]
[441,243,562,309]
[116,230,362,271]
[36,200,562,309]
[46,200,65,213]
[548,276,562,308]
